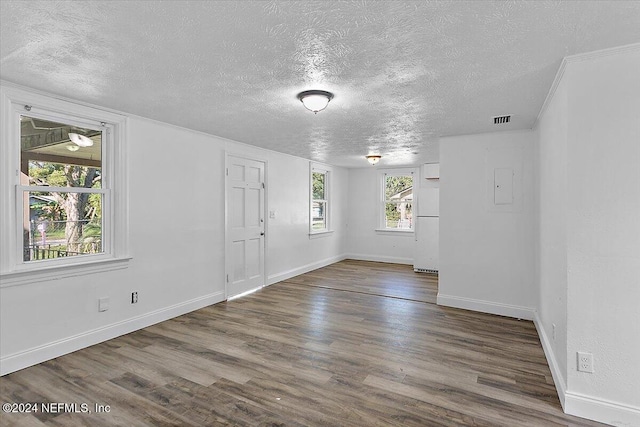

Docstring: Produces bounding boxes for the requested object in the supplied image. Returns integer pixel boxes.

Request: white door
[226,155,265,298]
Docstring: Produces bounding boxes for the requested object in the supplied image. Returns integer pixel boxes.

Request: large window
[381,171,414,230]
[1,87,129,279]
[20,116,105,262]
[310,164,330,233]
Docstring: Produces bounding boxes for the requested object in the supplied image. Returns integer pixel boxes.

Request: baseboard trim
[267,254,347,285]
[565,392,640,427]
[345,253,413,265]
[436,293,536,320]
[533,312,567,410]
[0,291,225,376]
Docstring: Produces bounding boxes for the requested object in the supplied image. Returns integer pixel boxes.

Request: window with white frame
[381,171,414,230]
[310,165,330,233]
[0,87,129,278]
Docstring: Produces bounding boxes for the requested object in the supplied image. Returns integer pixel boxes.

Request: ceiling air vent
[493,115,511,125]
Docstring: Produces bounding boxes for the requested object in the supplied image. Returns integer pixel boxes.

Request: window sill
[309,230,334,239]
[0,256,132,288]
[375,228,414,235]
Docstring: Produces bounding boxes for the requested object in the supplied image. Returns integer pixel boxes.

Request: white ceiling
[2,1,639,168]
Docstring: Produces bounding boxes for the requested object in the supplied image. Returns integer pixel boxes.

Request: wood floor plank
[286,259,438,304]
[0,260,605,426]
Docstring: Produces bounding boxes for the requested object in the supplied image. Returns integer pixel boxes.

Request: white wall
[438,130,536,320]
[0,90,348,374]
[563,47,639,424]
[346,167,416,264]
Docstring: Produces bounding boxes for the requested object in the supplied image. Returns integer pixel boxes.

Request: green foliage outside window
[28,161,102,253]
[312,172,325,200]
[384,175,413,228]
[312,171,328,231]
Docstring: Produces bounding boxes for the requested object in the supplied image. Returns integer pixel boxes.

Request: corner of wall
[534,312,566,409]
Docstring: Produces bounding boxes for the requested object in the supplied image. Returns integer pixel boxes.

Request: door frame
[224,152,268,300]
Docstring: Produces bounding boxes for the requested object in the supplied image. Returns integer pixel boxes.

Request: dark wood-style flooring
[286,259,438,304]
[0,260,604,426]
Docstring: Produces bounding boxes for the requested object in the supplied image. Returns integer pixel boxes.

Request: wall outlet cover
[577,351,594,373]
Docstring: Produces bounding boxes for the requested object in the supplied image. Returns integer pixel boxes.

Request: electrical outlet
[577,352,594,373]
[131,292,138,304]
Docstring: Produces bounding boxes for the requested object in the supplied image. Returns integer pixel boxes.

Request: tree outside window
[383,173,413,230]
[1,87,129,278]
[311,168,329,232]
[20,116,104,261]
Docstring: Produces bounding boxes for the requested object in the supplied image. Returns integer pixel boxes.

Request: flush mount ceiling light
[68,132,94,147]
[66,145,80,152]
[366,155,381,165]
[297,90,334,114]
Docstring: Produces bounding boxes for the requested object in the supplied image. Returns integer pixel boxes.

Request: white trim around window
[309,162,332,236]
[0,85,130,286]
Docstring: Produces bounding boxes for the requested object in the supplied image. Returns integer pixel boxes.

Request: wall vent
[493,115,511,125]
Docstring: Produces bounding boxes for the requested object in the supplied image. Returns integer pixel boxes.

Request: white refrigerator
[414,188,439,273]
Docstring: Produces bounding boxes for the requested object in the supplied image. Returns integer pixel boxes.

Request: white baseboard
[565,392,640,427]
[0,291,225,376]
[345,253,413,265]
[534,312,640,426]
[436,293,536,321]
[533,312,567,409]
[267,254,347,285]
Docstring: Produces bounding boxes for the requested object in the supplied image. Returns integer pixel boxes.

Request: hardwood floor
[286,259,438,304]
[0,261,604,426]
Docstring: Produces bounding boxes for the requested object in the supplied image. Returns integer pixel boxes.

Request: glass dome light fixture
[366,155,382,165]
[297,90,334,114]
[68,132,94,147]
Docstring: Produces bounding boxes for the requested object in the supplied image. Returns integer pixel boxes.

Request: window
[310,164,330,234]
[20,116,105,262]
[1,86,129,280]
[381,171,414,231]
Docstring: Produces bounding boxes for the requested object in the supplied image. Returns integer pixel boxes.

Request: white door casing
[225,155,265,298]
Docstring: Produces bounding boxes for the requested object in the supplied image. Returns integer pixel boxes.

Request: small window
[382,172,414,230]
[310,165,330,233]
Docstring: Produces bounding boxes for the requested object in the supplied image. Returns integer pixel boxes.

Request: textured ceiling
[1,1,639,167]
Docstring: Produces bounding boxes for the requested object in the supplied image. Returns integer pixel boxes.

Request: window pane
[385,201,413,229]
[23,191,103,261]
[312,172,325,200]
[385,175,412,200]
[21,116,102,188]
[312,201,326,230]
